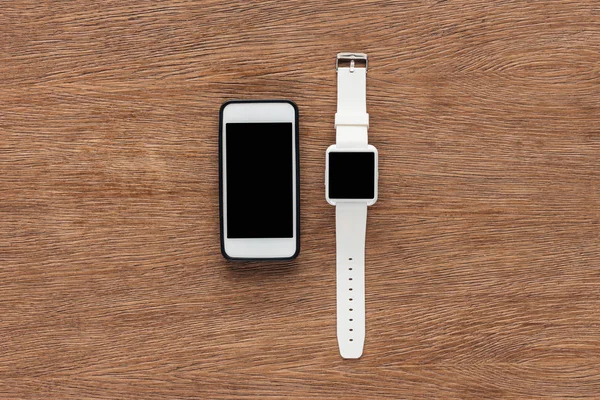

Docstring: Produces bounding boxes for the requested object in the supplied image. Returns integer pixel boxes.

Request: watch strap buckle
[336,52,368,73]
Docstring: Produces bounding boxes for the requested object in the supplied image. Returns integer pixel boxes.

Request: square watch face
[328,151,376,199]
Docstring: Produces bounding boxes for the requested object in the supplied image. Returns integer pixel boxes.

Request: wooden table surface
[2,1,599,399]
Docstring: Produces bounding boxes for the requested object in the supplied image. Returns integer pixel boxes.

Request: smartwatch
[325,53,378,359]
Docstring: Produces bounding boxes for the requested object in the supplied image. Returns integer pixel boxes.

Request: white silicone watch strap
[336,66,369,149]
[336,202,367,359]
[335,53,369,359]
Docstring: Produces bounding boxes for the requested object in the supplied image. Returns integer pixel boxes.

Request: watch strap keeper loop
[335,113,369,128]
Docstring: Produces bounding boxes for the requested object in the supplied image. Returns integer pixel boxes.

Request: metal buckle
[336,52,368,73]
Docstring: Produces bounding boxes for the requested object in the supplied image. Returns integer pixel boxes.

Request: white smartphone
[219,100,300,260]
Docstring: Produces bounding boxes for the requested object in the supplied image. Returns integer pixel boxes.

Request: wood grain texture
[1,0,599,398]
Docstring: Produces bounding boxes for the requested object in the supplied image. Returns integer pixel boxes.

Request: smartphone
[219,100,300,260]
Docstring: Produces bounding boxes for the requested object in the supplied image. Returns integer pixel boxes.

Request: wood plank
[1,0,599,398]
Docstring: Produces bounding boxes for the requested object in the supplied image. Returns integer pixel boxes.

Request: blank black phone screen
[225,122,294,238]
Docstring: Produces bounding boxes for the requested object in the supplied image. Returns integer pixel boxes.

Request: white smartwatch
[325,53,378,359]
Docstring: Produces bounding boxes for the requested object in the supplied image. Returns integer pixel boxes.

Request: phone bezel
[219,100,300,260]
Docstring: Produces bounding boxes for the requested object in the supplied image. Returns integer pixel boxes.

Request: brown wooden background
[1,1,599,399]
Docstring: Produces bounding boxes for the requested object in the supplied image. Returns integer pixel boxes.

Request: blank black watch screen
[225,122,294,238]
[328,152,375,199]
